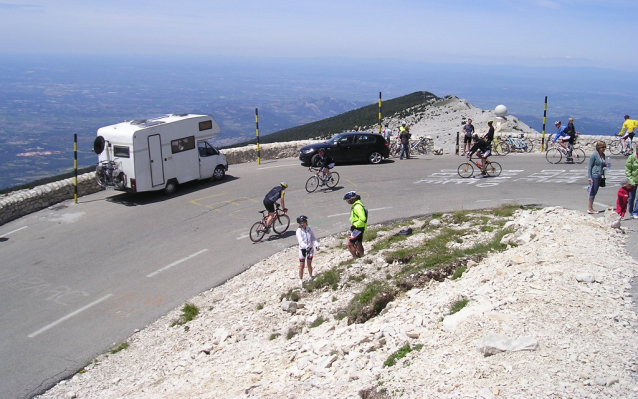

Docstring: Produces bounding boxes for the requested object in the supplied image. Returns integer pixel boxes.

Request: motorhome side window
[197,141,219,157]
[113,146,130,158]
[199,120,213,131]
[171,136,195,154]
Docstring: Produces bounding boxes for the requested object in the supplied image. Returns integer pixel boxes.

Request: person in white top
[382,124,393,142]
[295,215,319,285]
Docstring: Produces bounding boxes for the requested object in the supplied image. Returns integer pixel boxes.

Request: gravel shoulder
[37,207,638,399]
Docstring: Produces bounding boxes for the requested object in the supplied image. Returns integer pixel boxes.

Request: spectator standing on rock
[343,191,367,258]
[587,141,608,214]
[624,147,638,218]
[462,118,475,155]
[295,215,319,285]
[399,121,411,160]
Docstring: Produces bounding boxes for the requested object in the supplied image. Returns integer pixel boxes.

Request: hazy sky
[0,0,635,72]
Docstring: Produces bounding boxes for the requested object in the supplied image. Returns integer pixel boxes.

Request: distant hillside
[228,91,439,147]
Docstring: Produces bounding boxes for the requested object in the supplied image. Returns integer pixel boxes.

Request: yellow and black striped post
[73,134,78,203]
[378,92,382,134]
[541,96,548,151]
[255,108,261,165]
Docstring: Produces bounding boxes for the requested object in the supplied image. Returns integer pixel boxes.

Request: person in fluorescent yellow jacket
[343,191,367,258]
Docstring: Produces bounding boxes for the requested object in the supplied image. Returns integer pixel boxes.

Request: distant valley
[1,55,635,190]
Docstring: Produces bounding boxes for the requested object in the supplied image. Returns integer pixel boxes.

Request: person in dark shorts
[343,191,367,258]
[263,182,288,231]
[467,134,492,176]
[462,118,475,155]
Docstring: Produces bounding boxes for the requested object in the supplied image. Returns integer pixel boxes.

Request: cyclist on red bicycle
[310,148,335,182]
[467,134,491,176]
[263,182,288,232]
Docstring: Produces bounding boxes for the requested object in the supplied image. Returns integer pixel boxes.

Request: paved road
[0,153,630,398]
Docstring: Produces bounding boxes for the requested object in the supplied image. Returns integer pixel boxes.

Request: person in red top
[617,179,633,218]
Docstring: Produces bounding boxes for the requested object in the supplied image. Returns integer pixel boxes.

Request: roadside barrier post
[455,132,460,155]
[378,92,382,134]
[541,96,547,151]
[255,108,261,165]
[73,133,78,204]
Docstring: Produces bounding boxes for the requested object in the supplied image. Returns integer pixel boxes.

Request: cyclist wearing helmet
[619,115,638,154]
[552,121,573,162]
[263,182,288,232]
[295,215,319,285]
[482,120,495,146]
[343,191,367,258]
[310,148,335,182]
[467,134,491,176]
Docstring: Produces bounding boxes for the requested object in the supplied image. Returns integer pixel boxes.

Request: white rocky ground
[38,207,638,399]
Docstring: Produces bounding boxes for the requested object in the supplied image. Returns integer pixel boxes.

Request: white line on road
[257,163,299,170]
[3,226,28,236]
[147,249,208,278]
[28,294,114,338]
[236,233,250,240]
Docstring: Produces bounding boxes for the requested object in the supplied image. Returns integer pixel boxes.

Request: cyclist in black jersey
[263,182,288,231]
[310,148,335,180]
[468,134,492,176]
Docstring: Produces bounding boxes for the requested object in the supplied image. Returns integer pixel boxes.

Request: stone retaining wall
[0,135,617,227]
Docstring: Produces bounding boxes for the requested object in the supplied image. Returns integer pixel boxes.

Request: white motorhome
[93,114,228,194]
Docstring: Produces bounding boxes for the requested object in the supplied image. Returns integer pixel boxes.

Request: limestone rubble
[37,207,638,399]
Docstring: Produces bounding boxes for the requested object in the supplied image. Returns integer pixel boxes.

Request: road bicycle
[409,136,434,155]
[249,205,290,243]
[608,135,635,156]
[500,134,533,154]
[457,156,502,178]
[305,167,340,193]
[545,142,586,164]
[95,159,126,189]
[490,138,506,156]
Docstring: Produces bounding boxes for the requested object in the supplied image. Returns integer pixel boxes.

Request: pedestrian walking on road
[587,141,608,214]
[399,121,411,159]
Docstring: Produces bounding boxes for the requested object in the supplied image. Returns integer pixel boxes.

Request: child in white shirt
[295,215,319,285]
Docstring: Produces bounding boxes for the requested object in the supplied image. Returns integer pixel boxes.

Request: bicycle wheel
[545,148,562,164]
[500,141,511,155]
[96,167,107,187]
[390,143,401,157]
[272,214,290,234]
[249,221,267,242]
[326,171,339,188]
[457,162,475,178]
[608,140,622,155]
[523,139,534,153]
[485,161,502,177]
[572,148,586,164]
[305,176,320,193]
[114,171,126,189]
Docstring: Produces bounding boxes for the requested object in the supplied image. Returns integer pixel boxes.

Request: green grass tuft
[384,343,423,367]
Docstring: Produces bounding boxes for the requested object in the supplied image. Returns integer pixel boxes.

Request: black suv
[299,132,390,166]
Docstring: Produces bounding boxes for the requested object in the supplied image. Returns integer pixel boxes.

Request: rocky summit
[36,206,638,399]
